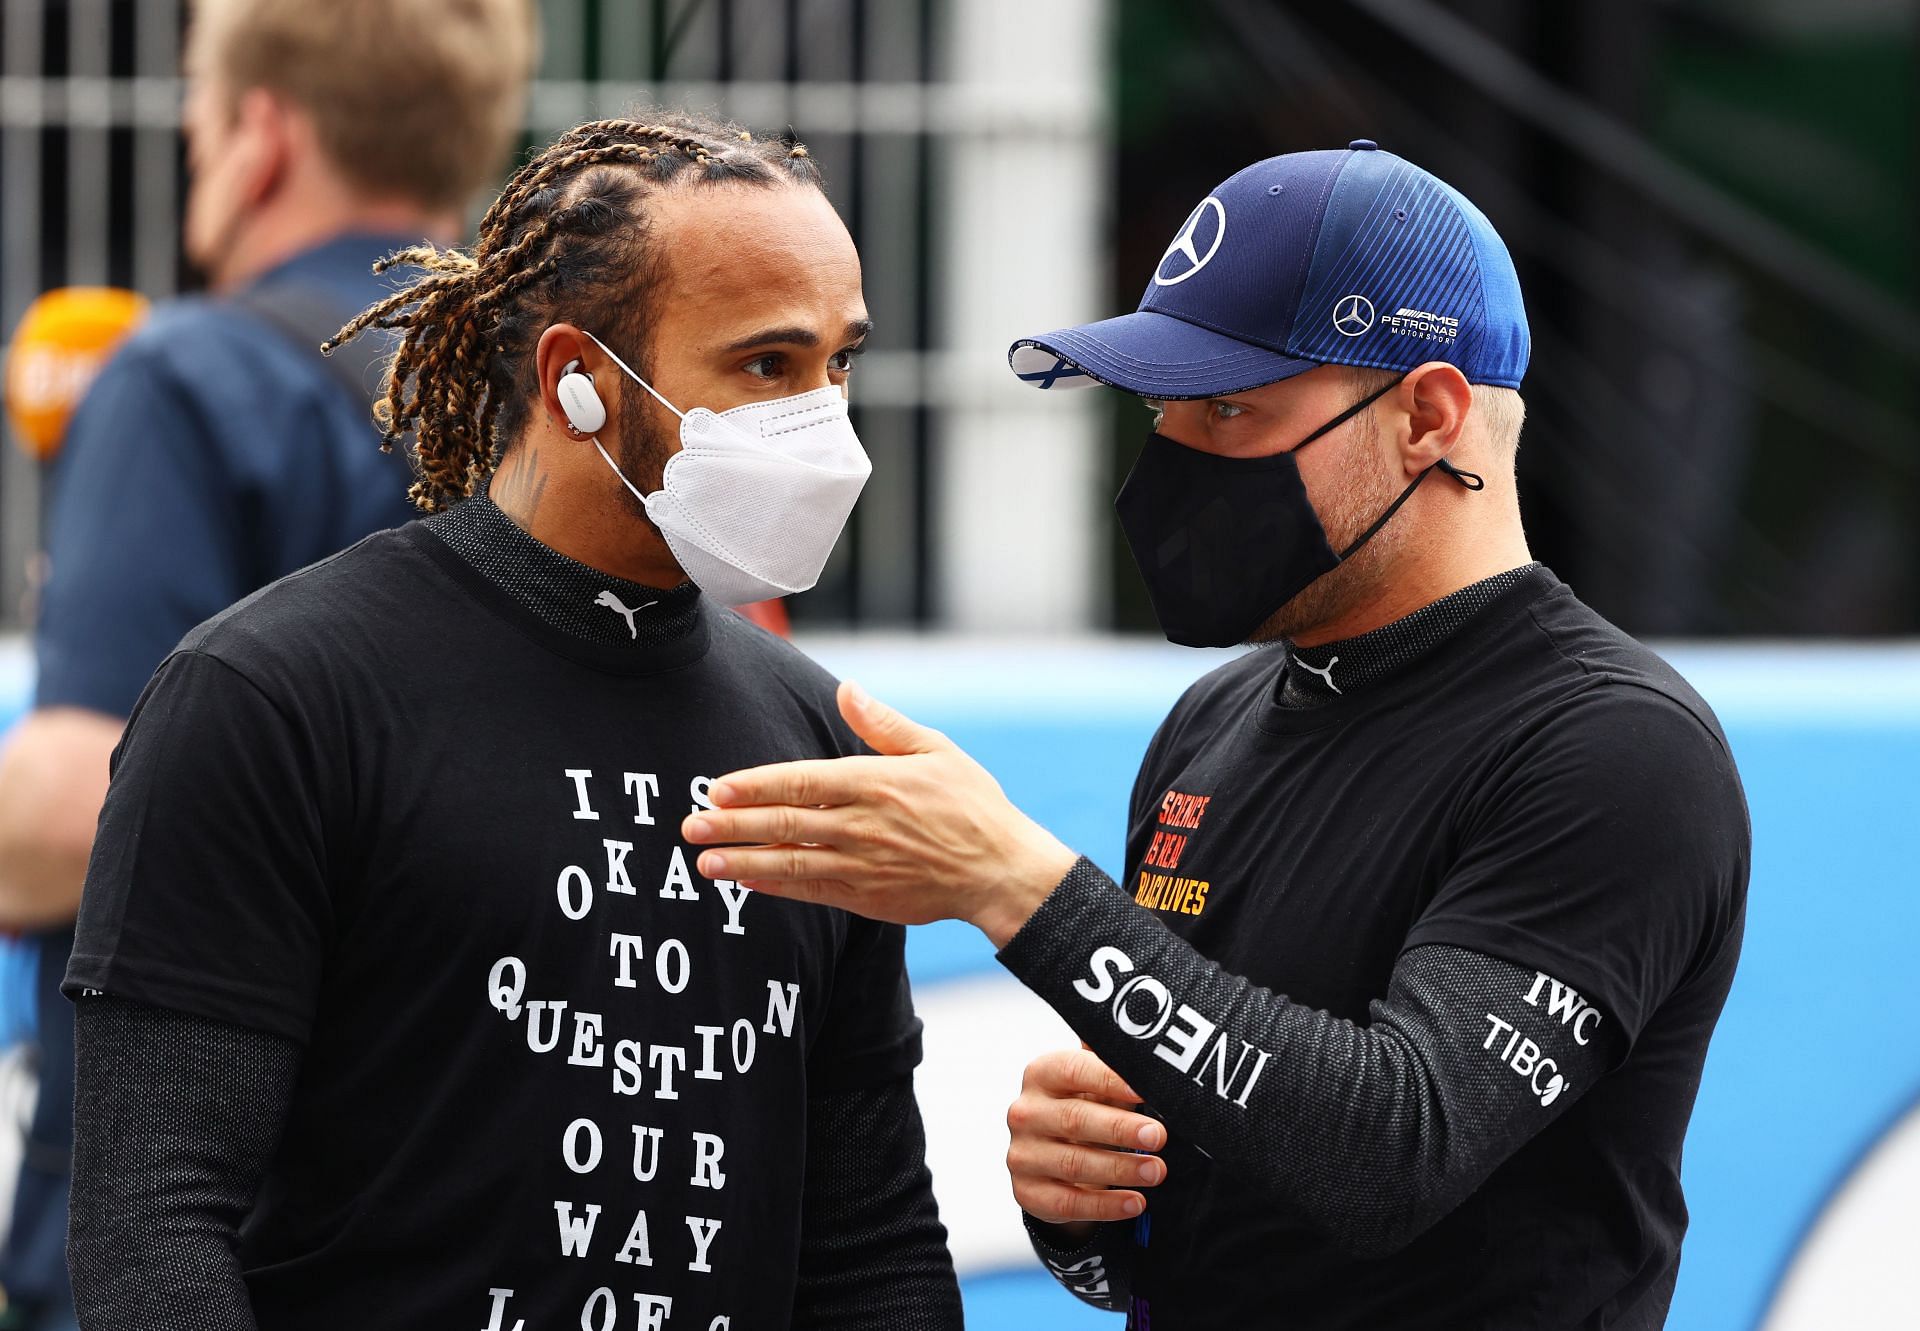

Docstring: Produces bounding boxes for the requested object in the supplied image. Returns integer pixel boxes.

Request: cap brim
[1008,310,1318,400]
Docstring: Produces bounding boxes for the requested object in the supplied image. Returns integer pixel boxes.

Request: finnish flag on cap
[1009,140,1531,399]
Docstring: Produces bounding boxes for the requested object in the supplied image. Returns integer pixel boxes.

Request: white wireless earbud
[556,358,607,435]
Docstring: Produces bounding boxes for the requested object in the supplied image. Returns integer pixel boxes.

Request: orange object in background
[3,287,798,639]
[4,287,150,461]
[735,598,791,636]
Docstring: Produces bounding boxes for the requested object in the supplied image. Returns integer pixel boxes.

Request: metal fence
[0,0,1113,633]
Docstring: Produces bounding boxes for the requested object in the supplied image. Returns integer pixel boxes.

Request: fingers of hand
[838,680,954,757]
[1007,1136,1163,1190]
[1026,1048,1148,1113]
[1005,1076,1166,1231]
[731,877,853,908]
[1011,1178,1148,1225]
[705,758,869,811]
[1006,1088,1165,1206]
[681,804,841,850]
[1008,1084,1167,1155]
[696,844,863,888]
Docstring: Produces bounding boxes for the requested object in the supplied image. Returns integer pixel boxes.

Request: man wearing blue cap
[679,142,1750,1328]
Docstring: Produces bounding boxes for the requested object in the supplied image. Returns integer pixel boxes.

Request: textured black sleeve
[1023,1214,1135,1312]
[68,995,301,1330]
[791,1075,963,1330]
[999,860,1623,1258]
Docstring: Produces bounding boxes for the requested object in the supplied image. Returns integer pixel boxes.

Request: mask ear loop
[1265,372,1484,562]
[1333,455,1488,562]
[1295,378,1487,493]
[579,329,685,421]
[1291,377,1402,454]
[574,330,686,506]
[1298,375,1487,560]
[1337,466,1435,560]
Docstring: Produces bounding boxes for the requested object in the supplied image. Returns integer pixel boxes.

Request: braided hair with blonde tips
[327,111,824,512]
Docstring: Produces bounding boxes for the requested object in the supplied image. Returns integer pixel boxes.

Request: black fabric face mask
[1115,379,1484,648]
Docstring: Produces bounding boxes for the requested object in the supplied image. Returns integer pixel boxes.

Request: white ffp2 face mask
[580,330,872,607]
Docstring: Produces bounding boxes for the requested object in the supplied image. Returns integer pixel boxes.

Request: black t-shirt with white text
[1110,566,1748,1328]
[67,523,921,1331]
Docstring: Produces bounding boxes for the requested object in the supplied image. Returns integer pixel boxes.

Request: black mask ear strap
[1292,377,1402,453]
[1334,456,1487,562]
[1337,465,1435,561]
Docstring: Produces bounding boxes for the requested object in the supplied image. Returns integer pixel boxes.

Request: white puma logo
[1295,655,1341,694]
[593,589,657,639]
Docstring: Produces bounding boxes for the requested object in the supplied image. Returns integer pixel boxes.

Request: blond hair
[187,0,537,212]
[1474,385,1526,458]
[1342,365,1526,462]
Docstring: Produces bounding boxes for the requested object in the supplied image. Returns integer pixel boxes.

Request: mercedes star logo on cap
[1154,197,1227,286]
[1332,294,1375,337]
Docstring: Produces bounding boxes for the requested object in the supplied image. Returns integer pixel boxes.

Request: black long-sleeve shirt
[1011,886,1616,1306]
[66,498,963,1327]
[70,997,960,1330]
[1003,566,1748,1329]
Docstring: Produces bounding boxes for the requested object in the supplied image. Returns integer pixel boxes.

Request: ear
[535,324,604,439]
[1393,361,1473,477]
[233,87,294,209]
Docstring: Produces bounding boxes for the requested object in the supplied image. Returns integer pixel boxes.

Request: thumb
[839,680,948,756]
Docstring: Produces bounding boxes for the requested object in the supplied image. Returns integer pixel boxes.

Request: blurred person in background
[681,142,1751,1330]
[0,2,534,1326]
[61,111,960,1329]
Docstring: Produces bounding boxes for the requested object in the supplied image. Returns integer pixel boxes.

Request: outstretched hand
[680,681,1077,946]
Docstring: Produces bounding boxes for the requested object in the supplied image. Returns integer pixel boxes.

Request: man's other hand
[1007,1047,1168,1241]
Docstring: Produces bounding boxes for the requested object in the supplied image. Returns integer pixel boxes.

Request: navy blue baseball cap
[1009,140,1530,398]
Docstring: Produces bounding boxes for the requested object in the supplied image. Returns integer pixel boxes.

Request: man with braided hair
[65,113,962,1331]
